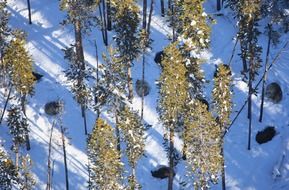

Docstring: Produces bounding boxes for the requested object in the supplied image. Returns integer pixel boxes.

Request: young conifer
[212,64,232,190]
[118,106,145,189]
[87,119,124,190]
[158,42,188,190]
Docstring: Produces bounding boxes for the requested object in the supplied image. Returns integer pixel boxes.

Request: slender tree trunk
[228,37,239,67]
[259,24,272,122]
[217,0,221,10]
[102,0,108,46]
[60,123,69,190]
[15,144,19,170]
[182,125,187,160]
[107,0,112,31]
[81,106,88,135]
[171,3,176,42]
[94,41,100,119]
[74,20,85,70]
[47,121,55,190]
[160,0,165,17]
[141,53,145,121]
[25,133,30,151]
[128,66,133,102]
[27,0,32,24]
[98,2,107,46]
[0,84,12,124]
[221,140,226,190]
[168,128,174,190]
[147,0,154,35]
[143,0,147,29]
[115,103,121,152]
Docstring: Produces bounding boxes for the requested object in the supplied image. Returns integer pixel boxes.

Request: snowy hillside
[1,0,289,189]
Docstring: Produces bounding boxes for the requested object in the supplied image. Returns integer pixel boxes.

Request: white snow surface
[0,0,289,189]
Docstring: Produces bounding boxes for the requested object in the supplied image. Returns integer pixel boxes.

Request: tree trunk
[94,41,100,119]
[168,128,174,190]
[25,133,31,151]
[15,144,19,170]
[60,123,69,190]
[128,66,133,102]
[74,20,85,70]
[160,0,165,17]
[221,140,226,190]
[21,94,27,117]
[143,0,147,29]
[182,125,187,160]
[47,121,55,190]
[217,0,222,11]
[81,106,88,135]
[0,84,12,124]
[98,1,107,46]
[168,0,171,11]
[259,24,272,122]
[147,0,154,35]
[107,0,112,31]
[240,40,248,73]
[102,0,108,46]
[27,0,32,24]
[115,114,121,152]
[141,53,145,121]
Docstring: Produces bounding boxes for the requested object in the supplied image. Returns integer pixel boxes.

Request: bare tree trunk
[15,144,19,170]
[0,84,12,124]
[94,41,100,119]
[60,123,69,190]
[143,0,147,29]
[221,140,226,190]
[107,0,112,31]
[160,0,165,17]
[141,54,145,121]
[228,37,239,67]
[98,1,107,46]
[27,0,32,24]
[47,121,55,190]
[25,133,30,151]
[102,0,108,46]
[147,0,154,35]
[128,66,133,102]
[217,0,222,11]
[182,126,187,160]
[115,111,121,152]
[81,106,88,135]
[168,128,174,190]
[259,24,272,122]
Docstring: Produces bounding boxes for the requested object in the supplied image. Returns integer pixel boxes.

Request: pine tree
[87,119,124,190]
[0,148,19,190]
[60,0,98,135]
[158,42,188,190]
[212,64,232,190]
[7,104,29,170]
[175,0,211,97]
[0,0,10,64]
[184,100,222,189]
[19,154,36,190]
[111,0,141,101]
[118,106,145,190]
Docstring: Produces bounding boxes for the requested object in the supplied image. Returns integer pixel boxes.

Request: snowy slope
[1,0,289,190]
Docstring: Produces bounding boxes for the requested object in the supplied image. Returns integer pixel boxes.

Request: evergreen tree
[60,0,98,135]
[19,154,36,190]
[212,64,232,190]
[87,119,124,190]
[0,0,10,64]
[7,104,29,170]
[111,0,141,101]
[0,148,19,190]
[184,100,222,190]
[175,0,211,97]
[158,42,188,190]
[118,106,145,190]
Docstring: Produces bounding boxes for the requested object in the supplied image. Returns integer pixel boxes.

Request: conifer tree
[60,0,98,135]
[118,106,145,190]
[184,100,222,190]
[7,104,29,170]
[111,0,141,101]
[19,154,36,190]
[158,42,188,190]
[0,148,19,190]
[0,0,10,64]
[87,119,124,190]
[212,64,232,190]
[175,0,211,97]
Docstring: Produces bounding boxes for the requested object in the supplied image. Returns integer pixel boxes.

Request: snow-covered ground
[1,0,289,189]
